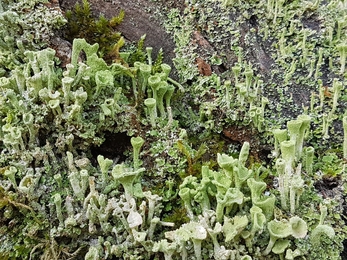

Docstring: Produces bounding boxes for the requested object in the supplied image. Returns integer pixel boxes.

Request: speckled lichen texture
[1,0,347,259]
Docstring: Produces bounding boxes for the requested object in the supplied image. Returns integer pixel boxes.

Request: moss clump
[64,0,124,62]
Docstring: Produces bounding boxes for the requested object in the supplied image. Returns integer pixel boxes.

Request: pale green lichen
[0,0,66,71]
[0,0,347,259]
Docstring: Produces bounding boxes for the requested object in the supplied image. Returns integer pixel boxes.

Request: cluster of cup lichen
[0,0,347,259]
[0,0,66,72]
[0,33,183,258]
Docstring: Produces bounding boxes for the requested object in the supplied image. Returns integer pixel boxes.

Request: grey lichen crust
[0,0,347,259]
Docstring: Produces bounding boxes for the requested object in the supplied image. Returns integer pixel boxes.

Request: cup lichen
[0,0,346,259]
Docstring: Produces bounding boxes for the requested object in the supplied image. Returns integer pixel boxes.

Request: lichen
[0,0,66,71]
[1,0,347,259]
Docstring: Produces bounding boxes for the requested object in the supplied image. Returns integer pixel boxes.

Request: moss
[64,0,124,63]
[127,34,147,65]
[152,48,164,74]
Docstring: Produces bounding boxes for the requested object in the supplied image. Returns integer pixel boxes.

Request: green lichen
[0,0,66,71]
[1,0,347,259]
